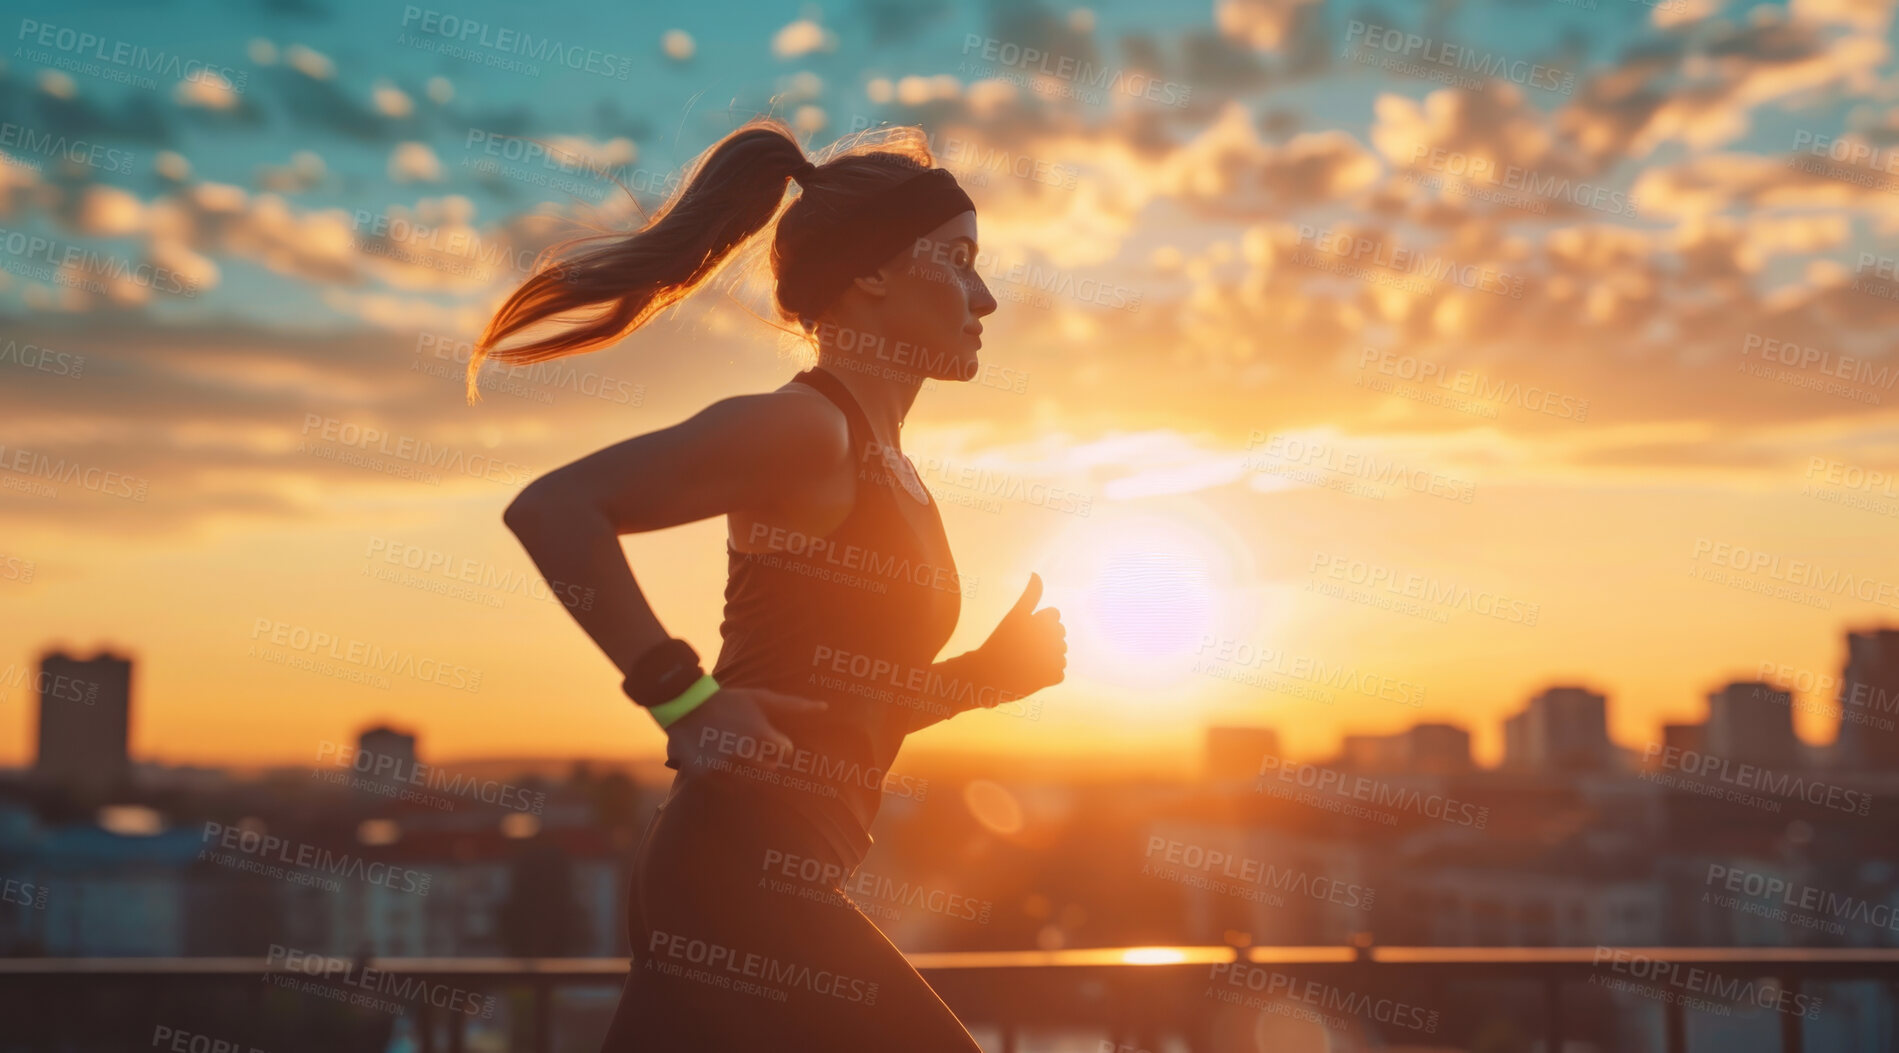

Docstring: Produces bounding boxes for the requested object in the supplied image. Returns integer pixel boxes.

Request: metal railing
[3,945,1894,1052]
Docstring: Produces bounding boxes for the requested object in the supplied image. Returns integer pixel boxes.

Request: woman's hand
[664,686,828,773]
[972,573,1067,699]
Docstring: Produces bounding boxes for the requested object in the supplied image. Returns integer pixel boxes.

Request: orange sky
[5,316,1892,772]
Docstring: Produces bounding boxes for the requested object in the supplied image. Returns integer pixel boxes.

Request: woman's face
[872,210,997,383]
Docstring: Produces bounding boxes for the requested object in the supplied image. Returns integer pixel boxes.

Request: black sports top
[683,365,963,868]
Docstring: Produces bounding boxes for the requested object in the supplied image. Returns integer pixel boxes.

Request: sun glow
[1030,500,1260,698]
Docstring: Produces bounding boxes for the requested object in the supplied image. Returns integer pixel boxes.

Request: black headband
[775,167,976,320]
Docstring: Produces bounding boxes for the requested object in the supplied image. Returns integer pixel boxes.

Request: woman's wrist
[649,673,721,729]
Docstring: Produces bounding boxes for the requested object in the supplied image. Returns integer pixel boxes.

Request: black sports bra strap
[794,365,878,461]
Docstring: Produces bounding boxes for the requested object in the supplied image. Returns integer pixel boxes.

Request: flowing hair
[464,117,936,405]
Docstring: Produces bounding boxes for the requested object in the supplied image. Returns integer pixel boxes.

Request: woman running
[479,118,1068,1051]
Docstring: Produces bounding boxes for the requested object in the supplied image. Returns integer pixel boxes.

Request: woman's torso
[678,364,962,867]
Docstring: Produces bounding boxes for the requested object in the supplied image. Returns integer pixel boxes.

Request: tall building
[33,649,132,799]
[355,725,420,799]
[1204,726,1280,783]
[1704,681,1796,767]
[1835,628,1899,769]
[1502,686,1612,772]
[1408,723,1474,774]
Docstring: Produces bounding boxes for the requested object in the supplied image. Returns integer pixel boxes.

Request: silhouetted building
[33,650,132,799]
[1660,722,1705,757]
[355,725,419,800]
[1340,724,1471,774]
[1503,686,1612,772]
[1836,628,1899,769]
[1340,733,1406,772]
[1705,681,1796,767]
[1204,726,1280,782]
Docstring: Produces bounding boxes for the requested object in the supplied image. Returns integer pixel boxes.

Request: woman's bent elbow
[503,484,557,536]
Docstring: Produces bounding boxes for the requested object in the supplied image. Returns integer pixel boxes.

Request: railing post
[1544,976,1563,1053]
[417,996,437,1053]
[534,979,554,1053]
[1664,994,1685,1053]
[1779,975,1801,1053]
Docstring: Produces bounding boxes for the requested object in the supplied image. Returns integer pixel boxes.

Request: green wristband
[650,673,720,729]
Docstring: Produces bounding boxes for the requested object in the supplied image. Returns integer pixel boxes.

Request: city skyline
[13,621,1896,775]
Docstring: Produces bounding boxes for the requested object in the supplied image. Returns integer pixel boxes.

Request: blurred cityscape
[4,627,1898,1051]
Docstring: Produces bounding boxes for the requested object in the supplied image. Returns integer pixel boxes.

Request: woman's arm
[898,649,1024,734]
[501,388,848,679]
[899,574,1065,735]
[501,388,850,769]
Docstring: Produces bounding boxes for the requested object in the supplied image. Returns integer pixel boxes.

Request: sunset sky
[2,0,1897,772]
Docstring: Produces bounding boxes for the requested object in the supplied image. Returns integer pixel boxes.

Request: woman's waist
[665,765,875,873]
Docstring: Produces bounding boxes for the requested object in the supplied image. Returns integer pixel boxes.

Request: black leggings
[599,772,985,1052]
